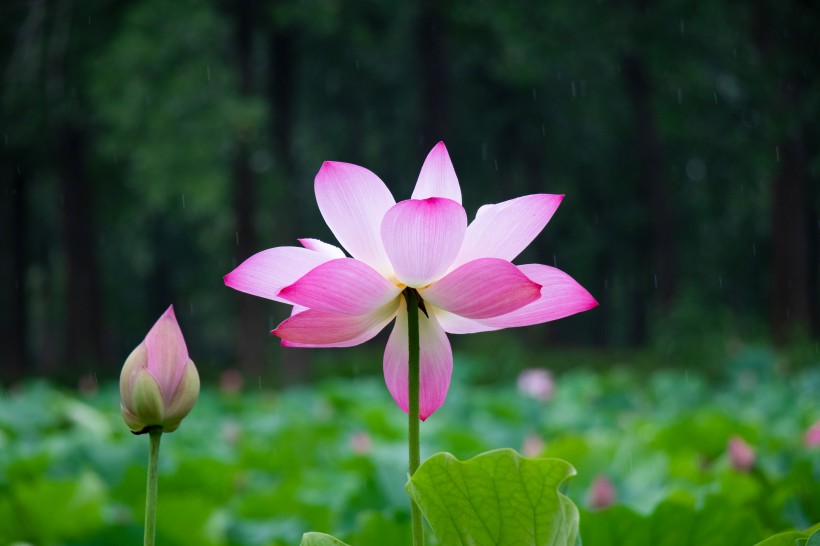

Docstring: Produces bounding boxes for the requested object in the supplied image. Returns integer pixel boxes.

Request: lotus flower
[225,142,596,419]
[728,436,755,471]
[120,305,200,434]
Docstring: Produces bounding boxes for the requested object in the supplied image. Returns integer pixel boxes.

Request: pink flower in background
[350,431,373,454]
[587,475,616,509]
[803,421,820,447]
[522,434,545,457]
[225,142,597,419]
[728,436,755,471]
[517,368,555,401]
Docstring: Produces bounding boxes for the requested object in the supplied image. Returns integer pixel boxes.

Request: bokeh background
[2,0,818,385]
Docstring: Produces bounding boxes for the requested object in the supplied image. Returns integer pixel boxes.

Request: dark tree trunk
[622,53,677,344]
[232,0,266,376]
[267,12,311,384]
[57,123,103,370]
[770,130,813,342]
[4,163,29,382]
[416,0,449,146]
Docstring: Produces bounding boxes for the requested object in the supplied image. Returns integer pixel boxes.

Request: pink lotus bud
[517,368,554,401]
[522,434,545,457]
[220,368,245,394]
[120,306,199,434]
[728,436,755,471]
[587,475,616,509]
[804,421,820,447]
[350,431,372,455]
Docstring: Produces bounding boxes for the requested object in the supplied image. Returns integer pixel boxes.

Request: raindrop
[3,134,7,145]
[775,146,780,162]
[482,143,488,161]
[680,20,685,34]
[355,60,360,70]
[718,275,723,288]
[654,274,658,288]
[17,165,21,175]
[714,92,718,104]
[571,81,577,98]
[235,232,240,245]
[206,65,211,82]
[88,16,91,24]
[541,124,546,136]
[752,243,756,256]
[181,194,186,208]
[553,254,557,267]
[258,377,262,390]
[677,88,682,104]
[494,159,498,171]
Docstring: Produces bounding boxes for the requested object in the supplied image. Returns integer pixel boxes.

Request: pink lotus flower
[804,420,820,447]
[120,306,200,434]
[225,142,597,419]
[587,475,616,509]
[517,368,555,401]
[728,436,755,471]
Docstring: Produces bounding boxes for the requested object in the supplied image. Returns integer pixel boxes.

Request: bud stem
[144,427,162,546]
[404,289,424,546]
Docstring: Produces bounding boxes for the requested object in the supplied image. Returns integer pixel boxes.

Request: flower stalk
[405,288,424,546]
[144,427,162,546]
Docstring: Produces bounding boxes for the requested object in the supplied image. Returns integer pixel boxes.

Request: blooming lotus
[224,142,596,419]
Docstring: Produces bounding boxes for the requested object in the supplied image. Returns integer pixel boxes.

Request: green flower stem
[405,289,424,546]
[145,427,162,546]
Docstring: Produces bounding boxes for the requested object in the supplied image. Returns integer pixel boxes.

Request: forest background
[1,0,818,386]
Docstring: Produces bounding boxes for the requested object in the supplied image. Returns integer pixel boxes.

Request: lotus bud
[728,436,755,471]
[804,421,820,447]
[120,305,199,434]
[587,475,616,509]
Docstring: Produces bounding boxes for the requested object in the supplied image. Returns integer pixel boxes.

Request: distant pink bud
[522,434,545,457]
[220,368,245,394]
[350,431,372,454]
[517,368,554,401]
[78,374,98,397]
[587,475,616,509]
[804,421,820,447]
[120,305,200,434]
[728,436,755,471]
[222,420,242,445]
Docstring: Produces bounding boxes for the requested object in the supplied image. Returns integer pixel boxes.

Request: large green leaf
[300,532,352,546]
[406,449,578,546]
[757,528,820,546]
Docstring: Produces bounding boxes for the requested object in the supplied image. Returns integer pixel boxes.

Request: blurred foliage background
[1,0,818,385]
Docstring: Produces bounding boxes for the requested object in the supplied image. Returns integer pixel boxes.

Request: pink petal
[278,258,401,315]
[452,194,564,269]
[315,161,396,276]
[224,246,333,303]
[380,198,467,288]
[432,308,498,334]
[411,142,462,204]
[144,305,189,403]
[421,258,541,319]
[298,238,346,258]
[273,300,399,346]
[383,298,453,420]
[479,264,598,328]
